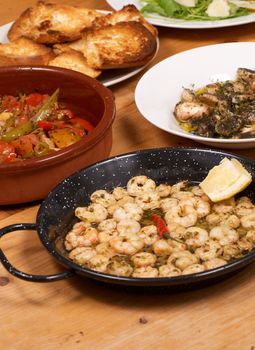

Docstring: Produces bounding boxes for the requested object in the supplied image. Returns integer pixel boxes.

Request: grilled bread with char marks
[91,4,158,38]
[54,21,158,70]
[8,1,103,44]
[4,2,158,77]
[48,49,101,78]
[0,37,54,65]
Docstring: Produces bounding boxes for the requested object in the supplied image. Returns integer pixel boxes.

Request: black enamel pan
[1,147,255,289]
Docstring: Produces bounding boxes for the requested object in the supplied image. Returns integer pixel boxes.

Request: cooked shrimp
[209,226,239,246]
[168,251,199,271]
[171,191,194,200]
[168,239,187,252]
[178,196,210,218]
[191,186,205,197]
[182,263,205,275]
[237,238,254,252]
[68,247,96,265]
[107,258,133,277]
[112,186,128,200]
[194,198,211,218]
[235,196,255,216]
[95,242,115,257]
[75,203,108,223]
[117,219,141,237]
[64,221,91,250]
[132,266,159,278]
[171,180,188,193]
[223,214,240,229]
[90,190,116,208]
[195,240,222,261]
[222,244,241,261]
[137,225,158,245]
[117,195,135,207]
[241,213,255,229]
[156,184,172,197]
[135,192,160,210]
[98,218,117,232]
[158,264,181,277]
[160,198,178,212]
[206,213,222,226]
[113,203,143,222]
[88,254,110,273]
[246,229,255,243]
[127,175,156,196]
[110,236,144,255]
[107,203,120,216]
[184,227,209,248]
[131,252,157,267]
[174,101,210,122]
[167,223,186,241]
[65,176,255,278]
[212,198,235,214]
[98,230,119,243]
[203,258,227,270]
[65,225,98,250]
[152,239,172,256]
[165,204,197,228]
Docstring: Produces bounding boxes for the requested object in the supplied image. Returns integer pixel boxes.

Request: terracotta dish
[0,66,115,205]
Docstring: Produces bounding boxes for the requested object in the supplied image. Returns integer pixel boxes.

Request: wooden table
[1,1,255,349]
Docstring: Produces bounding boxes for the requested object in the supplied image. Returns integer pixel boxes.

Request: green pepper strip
[1,89,60,142]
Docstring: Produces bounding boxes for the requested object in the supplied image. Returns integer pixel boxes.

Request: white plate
[106,0,255,29]
[0,21,159,88]
[135,42,255,149]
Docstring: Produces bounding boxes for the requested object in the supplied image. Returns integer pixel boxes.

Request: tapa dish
[1,147,255,289]
[0,65,115,205]
[135,42,255,149]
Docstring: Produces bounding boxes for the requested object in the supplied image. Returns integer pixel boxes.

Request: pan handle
[0,223,75,282]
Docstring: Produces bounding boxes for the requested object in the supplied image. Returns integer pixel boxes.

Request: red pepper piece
[26,93,45,107]
[0,141,17,163]
[69,118,94,132]
[2,95,19,111]
[37,120,53,130]
[151,214,169,238]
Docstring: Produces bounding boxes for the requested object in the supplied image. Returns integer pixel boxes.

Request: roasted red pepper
[0,141,17,163]
[26,93,45,107]
[151,213,169,238]
[37,120,54,130]
[69,118,94,132]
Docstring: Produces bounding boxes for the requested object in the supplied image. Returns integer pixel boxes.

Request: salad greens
[140,0,249,21]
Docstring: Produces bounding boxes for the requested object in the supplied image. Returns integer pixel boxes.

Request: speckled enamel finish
[32,147,255,287]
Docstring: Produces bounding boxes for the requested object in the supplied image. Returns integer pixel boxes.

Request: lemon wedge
[200,157,252,202]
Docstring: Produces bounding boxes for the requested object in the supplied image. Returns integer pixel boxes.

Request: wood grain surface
[1,1,255,349]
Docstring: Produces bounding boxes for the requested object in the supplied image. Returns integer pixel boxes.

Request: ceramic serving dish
[135,42,255,149]
[0,65,115,205]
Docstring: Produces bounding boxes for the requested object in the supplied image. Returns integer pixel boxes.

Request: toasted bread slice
[92,4,158,38]
[0,37,55,66]
[55,21,157,70]
[48,49,101,78]
[8,1,103,44]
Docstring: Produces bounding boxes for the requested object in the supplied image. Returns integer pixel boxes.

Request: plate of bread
[0,1,159,86]
[106,0,255,29]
